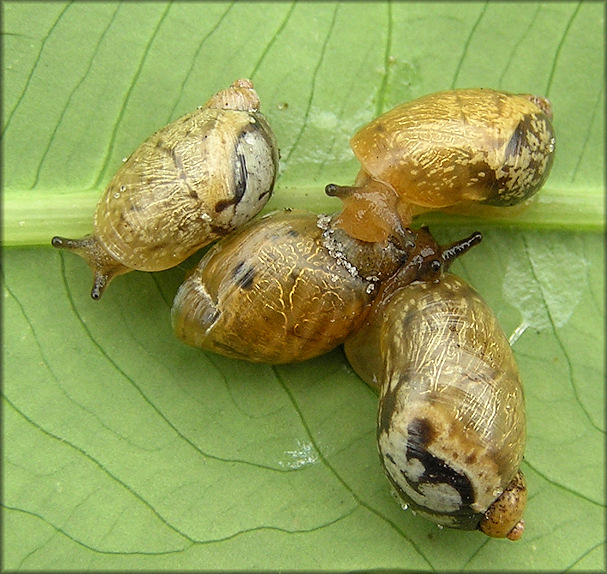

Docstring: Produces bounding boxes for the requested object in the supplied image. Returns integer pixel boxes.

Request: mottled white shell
[344,273,526,535]
[95,80,279,272]
[52,79,279,299]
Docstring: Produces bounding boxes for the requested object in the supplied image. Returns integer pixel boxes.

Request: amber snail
[326,88,555,244]
[344,266,527,540]
[52,79,279,299]
[171,208,481,364]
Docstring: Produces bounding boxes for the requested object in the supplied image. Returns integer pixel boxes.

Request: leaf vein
[2,396,197,544]
[32,4,122,190]
[544,1,582,96]
[185,507,360,547]
[55,254,307,473]
[497,4,542,88]
[2,504,193,558]
[3,260,161,452]
[2,501,359,557]
[563,540,606,571]
[249,1,297,81]
[284,3,340,164]
[150,271,174,308]
[167,1,236,123]
[522,237,604,434]
[93,3,173,188]
[570,84,604,183]
[272,365,434,569]
[1,1,72,140]
[523,459,605,508]
[451,2,488,89]
[374,0,393,118]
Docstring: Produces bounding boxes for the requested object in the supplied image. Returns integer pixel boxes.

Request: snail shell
[51,79,279,299]
[326,88,555,243]
[171,209,416,363]
[171,210,481,364]
[344,273,527,540]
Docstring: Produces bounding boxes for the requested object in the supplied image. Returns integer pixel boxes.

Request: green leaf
[2,2,604,570]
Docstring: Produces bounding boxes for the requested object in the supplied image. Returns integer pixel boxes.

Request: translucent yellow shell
[52,79,279,299]
[344,273,527,539]
[353,89,554,208]
[328,88,555,243]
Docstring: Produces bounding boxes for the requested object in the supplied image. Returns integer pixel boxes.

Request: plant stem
[2,185,604,247]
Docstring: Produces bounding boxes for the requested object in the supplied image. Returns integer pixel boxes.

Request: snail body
[171,208,481,364]
[52,79,279,299]
[327,88,555,243]
[344,273,527,540]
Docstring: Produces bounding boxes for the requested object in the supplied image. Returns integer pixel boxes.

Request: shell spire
[204,78,260,112]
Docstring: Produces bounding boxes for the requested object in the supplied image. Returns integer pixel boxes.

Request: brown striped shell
[52,79,279,299]
[326,88,555,244]
[171,209,412,363]
[344,273,527,540]
[171,209,481,364]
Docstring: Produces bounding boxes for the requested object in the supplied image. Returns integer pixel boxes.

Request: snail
[326,88,555,244]
[344,270,527,540]
[171,208,481,364]
[52,79,279,299]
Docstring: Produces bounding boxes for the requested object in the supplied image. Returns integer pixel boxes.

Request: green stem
[2,185,604,247]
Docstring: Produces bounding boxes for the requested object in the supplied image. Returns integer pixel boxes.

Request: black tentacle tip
[51,236,64,248]
[468,231,483,247]
[325,183,339,197]
[325,183,355,198]
[90,273,109,300]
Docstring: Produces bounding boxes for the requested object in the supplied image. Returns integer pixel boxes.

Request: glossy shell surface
[351,88,555,209]
[172,209,412,363]
[52,79,278,299]
[96,81,278,272]
[344,273,526,535]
